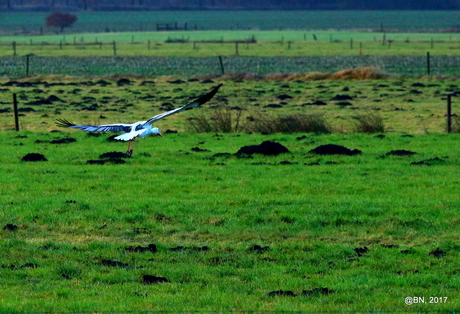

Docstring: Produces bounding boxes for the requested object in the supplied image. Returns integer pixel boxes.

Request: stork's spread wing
[55,118,133,132]
[144,84,222,125]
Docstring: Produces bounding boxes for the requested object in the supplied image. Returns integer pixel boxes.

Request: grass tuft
[187,107,244,133]
[353,114,385,133]
[330,66,386,80]
[246,113,332,134]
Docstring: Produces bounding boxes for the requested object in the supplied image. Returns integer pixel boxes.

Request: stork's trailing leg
[126,138,136,157]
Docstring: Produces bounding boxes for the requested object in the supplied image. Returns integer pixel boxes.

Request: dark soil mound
[410,157,445,166]
[86,158,126,165]
[354,246,369,256]
[276,94,293,100]
[117,78,132,86]
[3,224,18,231]
[264,104,283,108]
[21,153,47,162]
[331,94,353,100]
[249,244,270,253]
[106,135,120,142]
[268,290,296,297]
[142,275,170,284]
[99,152,129,159]
[384,150,417,156]
[191,147,210,152]
[47,95,66,102]
[125,244,157,253]
[50,137,76,144]
[309,144,361,156]
[302,287,335,296]
[429,247,446,258]
[100,260,128,267]
[169,246,210,252]
[236,141,290,156]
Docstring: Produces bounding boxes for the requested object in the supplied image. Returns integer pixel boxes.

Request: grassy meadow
[1,10,460,34]
[1,30,460,58]
[0,76,460,312]
[1,10,460,311]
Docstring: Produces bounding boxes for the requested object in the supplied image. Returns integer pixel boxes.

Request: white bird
[56,84,222,156]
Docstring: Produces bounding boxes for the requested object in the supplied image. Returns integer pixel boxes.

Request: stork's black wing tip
[55,118,76,128]
[195,84,223,105]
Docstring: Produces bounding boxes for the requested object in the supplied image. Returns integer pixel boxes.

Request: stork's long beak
[157,132,163,137]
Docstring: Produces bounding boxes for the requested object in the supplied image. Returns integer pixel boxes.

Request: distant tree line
[1,0,460,10]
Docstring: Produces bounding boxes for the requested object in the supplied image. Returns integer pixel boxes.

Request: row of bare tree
[2,0,460,10]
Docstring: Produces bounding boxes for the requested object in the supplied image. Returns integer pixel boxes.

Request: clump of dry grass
[246,113,332,134]
[262,67,386,81]
[330,67,386,80]
[353,114,385,133]
[451,116,460,133]
[186,108,244,133]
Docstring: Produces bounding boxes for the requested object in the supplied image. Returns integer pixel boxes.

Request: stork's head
[152,127,163,137]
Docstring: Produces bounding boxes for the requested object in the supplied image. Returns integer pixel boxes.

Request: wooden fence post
[447,94,452,133]
[427,52,430,75]
[12,41,16,56]
[13,93,19,131]
[235,42,239,55]
[218,56,225,75]
[25,54,30,77]
[113,41,117,56]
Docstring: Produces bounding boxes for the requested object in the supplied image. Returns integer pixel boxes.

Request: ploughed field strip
[2,55,460,77]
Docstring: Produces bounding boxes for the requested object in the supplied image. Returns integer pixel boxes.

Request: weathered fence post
[426,52,430,75]
[447,94,452,133]
[13,93,19,131]
[218,56,225,75]
[12,41,16,56]
[235,42,239,55]
[113,41,117,56]
[25,54,30,77]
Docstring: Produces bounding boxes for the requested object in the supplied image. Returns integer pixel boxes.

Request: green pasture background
[1,10,460,33]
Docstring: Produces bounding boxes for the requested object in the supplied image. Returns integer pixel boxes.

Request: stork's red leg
[126,138,136,157]
[126,140,133,157]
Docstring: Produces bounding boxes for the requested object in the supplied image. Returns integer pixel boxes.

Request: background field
[2,10,460,35]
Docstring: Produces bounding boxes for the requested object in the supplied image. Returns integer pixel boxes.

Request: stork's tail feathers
[114,130,146,142]
[55,118,76,128]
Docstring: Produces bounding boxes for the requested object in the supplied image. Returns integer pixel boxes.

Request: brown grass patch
[330,67,386,80]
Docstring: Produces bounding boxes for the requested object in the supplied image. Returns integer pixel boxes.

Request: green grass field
[1,77,460,312]
[1,130,460,312]
[1,30,460,57]
[1,13,460,310]
[1,10,460,34]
